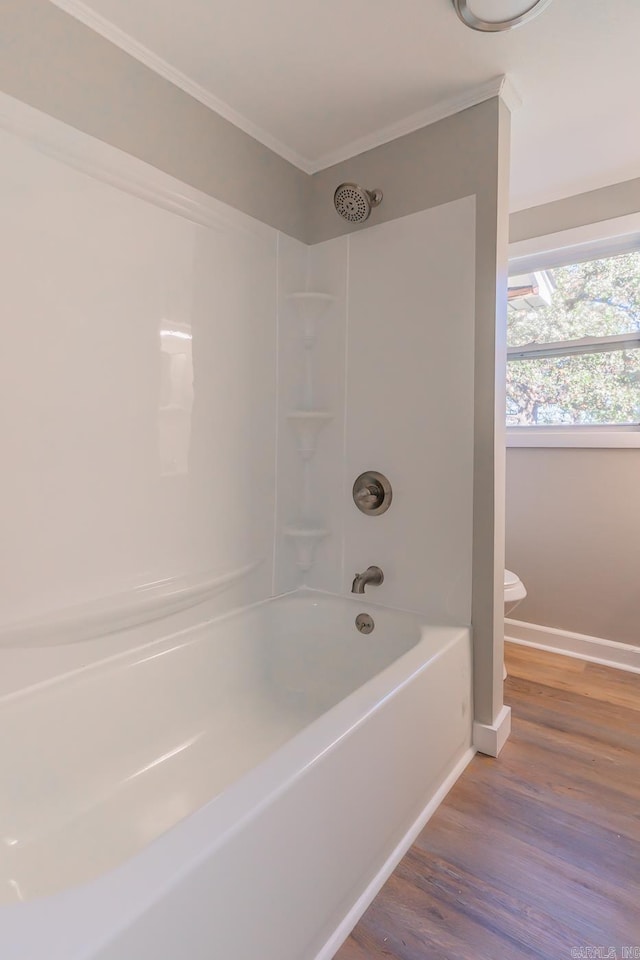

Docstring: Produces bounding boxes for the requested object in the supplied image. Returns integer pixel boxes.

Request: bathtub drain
[355,613,374,634]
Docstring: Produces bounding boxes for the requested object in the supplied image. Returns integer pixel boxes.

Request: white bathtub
[0,589,472,960]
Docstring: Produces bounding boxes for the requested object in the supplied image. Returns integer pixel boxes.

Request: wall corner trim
[473,705,511,757]
[498,76,522,113]
[505,619,640,674]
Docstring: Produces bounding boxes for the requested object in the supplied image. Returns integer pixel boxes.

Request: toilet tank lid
[504,569,521,587]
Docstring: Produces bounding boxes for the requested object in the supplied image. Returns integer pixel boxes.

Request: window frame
[506,212,640,449]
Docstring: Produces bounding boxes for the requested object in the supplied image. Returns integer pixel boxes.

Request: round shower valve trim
[352,471,392,516]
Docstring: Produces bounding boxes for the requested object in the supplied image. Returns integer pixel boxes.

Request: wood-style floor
[335,644,640,960]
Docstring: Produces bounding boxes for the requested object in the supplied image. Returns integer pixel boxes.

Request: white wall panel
[0,126,277,634]
[277,199,477,620]
[344,199,476,621]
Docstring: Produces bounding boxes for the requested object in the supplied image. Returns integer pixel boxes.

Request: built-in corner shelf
[284,527,330,572]
[286,292,335,346]
[286,411,333,461]
[283,292,336,581]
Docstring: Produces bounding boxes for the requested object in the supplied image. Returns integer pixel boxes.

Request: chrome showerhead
[333,183,383,223]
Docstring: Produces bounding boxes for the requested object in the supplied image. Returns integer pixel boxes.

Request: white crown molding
[505,619,640,674]
[47,0,317,172]
[48,2,521,174]
[306,75,522,173]
[0,91,275,239]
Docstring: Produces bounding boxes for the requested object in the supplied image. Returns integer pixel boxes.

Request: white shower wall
[275,198,477,622]
[0,125,280,627]
[0,109,287,693]
[1,99,478,695]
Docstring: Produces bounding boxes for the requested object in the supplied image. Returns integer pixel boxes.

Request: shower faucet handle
[355,482,383,510]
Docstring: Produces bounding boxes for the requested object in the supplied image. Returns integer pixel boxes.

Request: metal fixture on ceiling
[452,0,553,32]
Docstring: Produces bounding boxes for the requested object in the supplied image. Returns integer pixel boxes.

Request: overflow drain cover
[355,613,374,634]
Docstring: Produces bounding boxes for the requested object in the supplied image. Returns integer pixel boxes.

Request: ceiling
[51,0,640,211]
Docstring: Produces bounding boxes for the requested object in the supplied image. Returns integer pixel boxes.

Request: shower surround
[0,63,508,960]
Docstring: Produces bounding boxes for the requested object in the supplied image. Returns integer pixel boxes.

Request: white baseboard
[473,704,512,757]
[314,746,476,960]
[505,618,640,675]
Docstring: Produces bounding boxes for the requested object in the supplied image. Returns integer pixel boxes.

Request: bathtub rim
[0,596,471,960]
[0,587,456,707]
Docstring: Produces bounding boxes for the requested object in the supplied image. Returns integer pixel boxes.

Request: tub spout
[351,566,384,594]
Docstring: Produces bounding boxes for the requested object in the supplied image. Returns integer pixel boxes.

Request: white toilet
[503,569,526,679]
[504,569,526,616]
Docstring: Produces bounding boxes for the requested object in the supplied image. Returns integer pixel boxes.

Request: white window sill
[507,428,640,448]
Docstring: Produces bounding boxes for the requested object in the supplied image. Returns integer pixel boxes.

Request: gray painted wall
[507,181,640,647]
[510,177,640,244]
[0,0,310,241]
[506,449,640,646]
[310,99,503,243]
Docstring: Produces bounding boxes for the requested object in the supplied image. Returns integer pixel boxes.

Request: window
[506,244,640,447]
